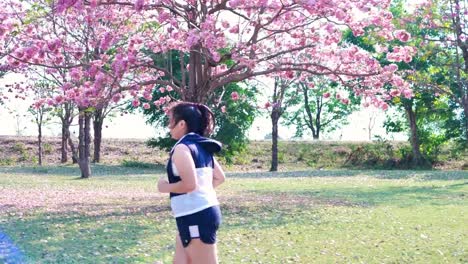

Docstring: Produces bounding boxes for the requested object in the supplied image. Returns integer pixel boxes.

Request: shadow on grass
[227,169,468,181]
[0,163,166,177]
[2,202,173,263]
[4,196,323,263]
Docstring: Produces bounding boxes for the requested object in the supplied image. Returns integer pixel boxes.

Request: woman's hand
[158,178,169,193]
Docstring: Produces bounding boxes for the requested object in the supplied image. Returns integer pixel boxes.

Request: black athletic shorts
[175,205,222,248]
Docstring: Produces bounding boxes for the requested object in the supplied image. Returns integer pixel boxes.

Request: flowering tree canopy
[5,0,416,110]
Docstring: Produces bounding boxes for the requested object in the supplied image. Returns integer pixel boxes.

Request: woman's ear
[178,120,186,128]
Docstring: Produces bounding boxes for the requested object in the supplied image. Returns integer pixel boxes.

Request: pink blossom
[380,102,389,110]
[335,9,346,20]
[166,86,173,92]
[383,64,398,73]
[221,106,226,113]
[392,76,404,87]
[132,99,140,107]
[112,93,122,103]
[341,98,350,105]
[54,95,64,104]
[390,89,401,97]
[381,11,393,20]
[211,51,221,62]
[186,29,200,48]
[70,68,81,81]
[221,20,230,29]
[134,0,144,11]
[54,56,64,64]
[323,92,331,98]
[100,32,113,51]
[158,12,171,24]
[229,25,239,34]
[231,91,239,101]
[402,89,413,98]
[143,103,151,109]
[394,30,411,42]
[159,87,166,93]
[47,39,60,52]
[87,65,99,78]
[143,92,152,101]
[264,101,271,108]
[14,48,24,59]
[24,47,38,59]
[74,51,84,59]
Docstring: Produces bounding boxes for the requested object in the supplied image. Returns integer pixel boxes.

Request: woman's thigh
[174,235,190,264]
[185,239,218,264]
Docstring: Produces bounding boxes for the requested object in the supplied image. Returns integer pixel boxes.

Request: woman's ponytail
[197,103,215,136]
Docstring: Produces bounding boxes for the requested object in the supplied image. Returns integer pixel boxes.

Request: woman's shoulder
[173,143,191,153]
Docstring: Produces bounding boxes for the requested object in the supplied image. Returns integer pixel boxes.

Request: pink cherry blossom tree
[6,0,155,177]
[53,0,415,105]
[9,0,417,176]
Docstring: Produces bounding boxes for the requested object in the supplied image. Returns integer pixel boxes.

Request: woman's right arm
[212,157,225,188]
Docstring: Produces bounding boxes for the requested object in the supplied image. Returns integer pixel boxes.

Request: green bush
[0,158,15,166]
[30,156,38,164]
[12,142,27,154]
[121,159,160,169]
[43,143,53,155]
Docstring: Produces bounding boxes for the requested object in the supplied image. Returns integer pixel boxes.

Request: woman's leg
[173,235,190,264]
[185,239,218,264]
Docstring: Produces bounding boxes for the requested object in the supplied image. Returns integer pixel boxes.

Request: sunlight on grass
[0,167,467,263]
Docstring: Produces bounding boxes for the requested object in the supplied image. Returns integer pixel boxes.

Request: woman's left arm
[158,144,197,193]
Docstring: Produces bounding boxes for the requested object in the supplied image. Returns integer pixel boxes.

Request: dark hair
[168,101,215,136]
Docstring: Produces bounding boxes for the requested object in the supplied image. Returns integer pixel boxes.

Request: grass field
[0,165,467,263]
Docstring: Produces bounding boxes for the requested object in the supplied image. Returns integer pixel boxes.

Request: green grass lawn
[0,165,467,263]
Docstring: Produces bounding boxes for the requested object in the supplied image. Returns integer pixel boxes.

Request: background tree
[411,0,467,145]
[7,1,151,177]
[133,49,258,162]
[343,0,465,166]
[28,81,53,166]
[380,0,467,165]
[142,80,259,162]
[264,76,296,172]
[284,76,360,140]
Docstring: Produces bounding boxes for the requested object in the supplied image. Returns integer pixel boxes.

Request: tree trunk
[405,105,425,166]
[270,109,280,172]
[68,135,78,164]
[37,116,43,166]
[92,109,104,163]
[302,84,320,140]
[78,110,92,178]
[312,132,319,140]
[60,103,75,163]
[61,121,68,163]
[462,98,468,143]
